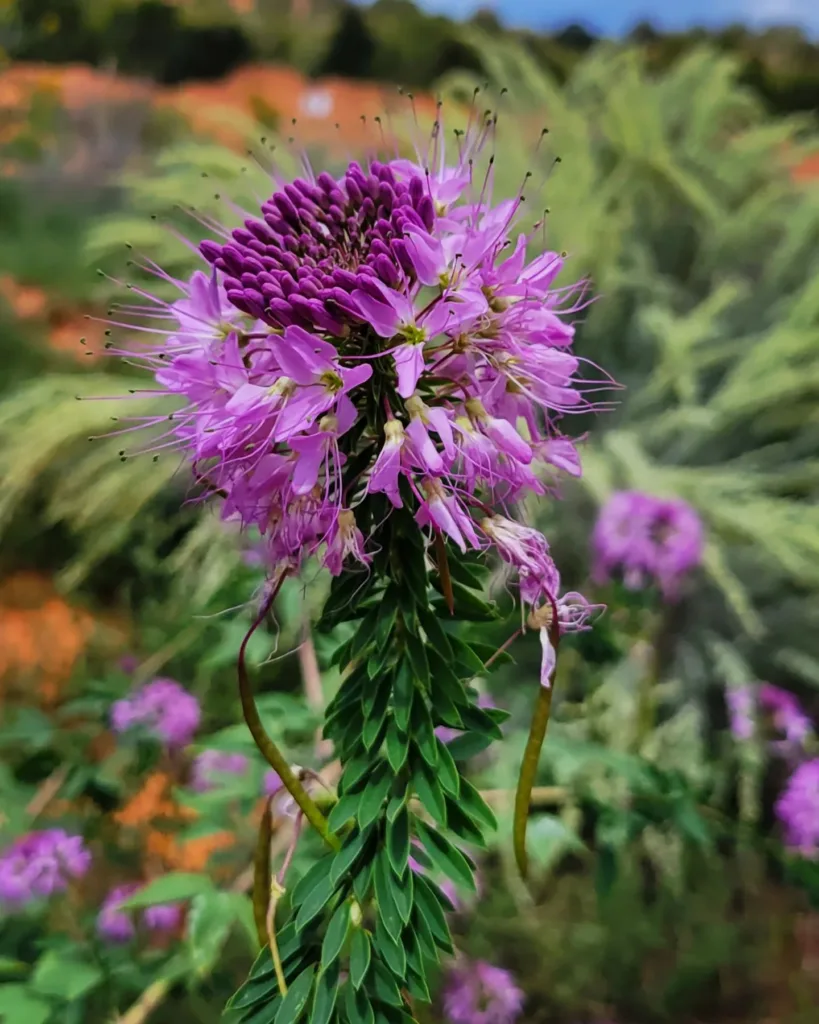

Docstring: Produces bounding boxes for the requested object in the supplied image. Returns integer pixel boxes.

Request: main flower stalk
[106,105,610,1021]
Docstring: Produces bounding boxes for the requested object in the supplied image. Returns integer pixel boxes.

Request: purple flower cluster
[108,112,608,662]
[775,759,819,858]
[96,884,184,943]
[0,829,91,908]
[190,749,249,792]
[725,682,812,752]
[111,677,201,749]
[592,490,703,598]
[442,959,524,1024]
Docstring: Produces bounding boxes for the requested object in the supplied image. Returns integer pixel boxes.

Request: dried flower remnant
[0,830,91,908]
[110,677,201,749]
[442,959,525,1024]
[776,758,819,857]
[592,490,703,598]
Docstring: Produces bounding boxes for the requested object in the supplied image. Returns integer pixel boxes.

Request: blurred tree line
[0,0,818,116]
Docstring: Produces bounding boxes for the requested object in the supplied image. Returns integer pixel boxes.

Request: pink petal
[351,290,400,338]
[394,344,425,398]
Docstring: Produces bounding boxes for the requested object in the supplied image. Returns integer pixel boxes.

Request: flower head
[593,490,703,597]
[190,749,249,793]
[104,107,609,614]
[442,959,524,1024]
[111,677,200,749]
[0,830,91,908]
[776,759,819,857]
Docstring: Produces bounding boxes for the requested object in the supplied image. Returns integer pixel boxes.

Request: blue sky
[411,0,819,37]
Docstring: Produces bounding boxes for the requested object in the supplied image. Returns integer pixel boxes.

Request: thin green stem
[238,580,341,852]
[513,607,560,880]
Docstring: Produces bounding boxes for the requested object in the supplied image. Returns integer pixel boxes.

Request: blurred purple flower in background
[776,758,819,857]
[190,749,249,792]
[726,685,756,741]
[592,490,703,598]
[97,884,184,942]
[96,884,140,943]
[442,959,524,1024]
[759,684,812,748]
[143,901,184,933]
[111,677,201,749]
[0,829,91,908]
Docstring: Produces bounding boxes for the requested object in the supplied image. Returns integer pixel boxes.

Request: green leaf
[373,847,403,940]
[350,929,372,989]
[432,581,499,621]
[445,798,487,848]
[187,891,246,975]
[446,731,493,761]
[406,634,430,687]
[386,805,410,877]
[353,859,374,904]
[416,821,477,893]
[331,829,370,887]
[384,722,410,773]
[0,985,53,1024]
[373,914,407,976]
[413,875,454,952]
[404,964,431,1002]
[416,606,453,657]
[393,661,414,732]
[400,546,429,606]
[434,739,460,797]
[389,860,413,925]
[121,871,214,908]
[362,683,391,750]
[344,979,375,1024]
[458,779,498,833]
[321,903,352,969]
[0,958,26,978]
[340,753,374,795]
[274,965,315,1024]
[370,961,404,1007]
[31,952,103,1002]
[311,965,339,1024]
[291,855,334,907]
[375,590,399,649]
[446,635,485,675]
[410,700,437,768]
[328,793,361,833]
[357,766,393,830]
[445,559,487,589]
[412,760,448,826]
[294,873,336,933]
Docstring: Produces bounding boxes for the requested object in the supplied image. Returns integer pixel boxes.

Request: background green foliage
[1,19,819,1024]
